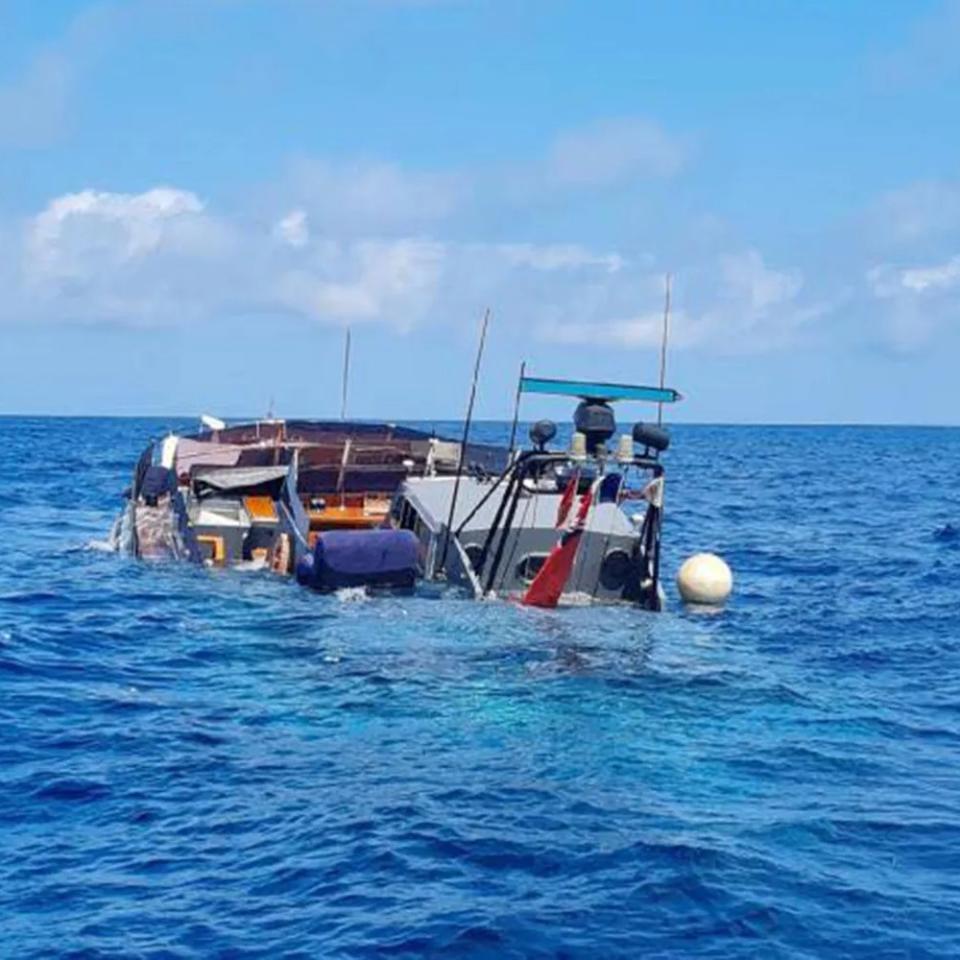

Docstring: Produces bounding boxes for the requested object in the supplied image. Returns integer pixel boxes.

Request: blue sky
[1,0,959,423]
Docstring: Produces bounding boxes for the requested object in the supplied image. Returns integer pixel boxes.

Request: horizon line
[1,413,958,429]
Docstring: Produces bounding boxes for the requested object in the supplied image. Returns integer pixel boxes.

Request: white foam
[84,539,117,553]
[335,587,369,603]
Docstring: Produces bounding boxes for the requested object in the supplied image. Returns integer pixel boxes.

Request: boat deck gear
[382,373,681,609]
[114,418,506,588]
[113,374,680,607]
[296,529,420,592]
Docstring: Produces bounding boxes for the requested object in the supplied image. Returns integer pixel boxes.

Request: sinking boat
[387,375,679,611]
[112,375,681,610]
[112,419,507,590]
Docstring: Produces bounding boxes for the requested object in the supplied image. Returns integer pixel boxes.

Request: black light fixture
[632,422,670,453]
[528,419,557,450]
[573,400,616,455]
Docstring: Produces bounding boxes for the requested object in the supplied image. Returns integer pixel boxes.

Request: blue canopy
[520,376,681,404]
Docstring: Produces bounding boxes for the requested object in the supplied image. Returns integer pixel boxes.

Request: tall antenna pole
[439,308,491,571]
[507,359,526,457]
[340,327,351,420]
[657,273,672,427]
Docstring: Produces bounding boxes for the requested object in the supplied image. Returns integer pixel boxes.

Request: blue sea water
[2,417,960,960]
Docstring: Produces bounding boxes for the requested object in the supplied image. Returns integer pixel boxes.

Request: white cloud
[546,250,808,352]
[273,209,310,248]
[0,51,70,147]
[544,117,686,186]
[266,117,685,240]
[871,180,960,243]
[494,243,624,274]
[281,158,463,232]
[869,255,960,297]
[28,187,207,270]
[11,183,651,332]
[11,186,452,330]
[491,117,687,207]
[901,255,960,293]
[550,312,679,349]
[866,254,960,352]
[275,239,446,326]
[20,187,237,325]
[8,182,823,359]
[717,250,802,311]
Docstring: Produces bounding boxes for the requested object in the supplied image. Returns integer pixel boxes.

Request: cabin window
[395,499,417,532]
[515,553,548,583]
[390,495,428,538]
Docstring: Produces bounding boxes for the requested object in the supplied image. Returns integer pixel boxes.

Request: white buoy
[677,553,733,606]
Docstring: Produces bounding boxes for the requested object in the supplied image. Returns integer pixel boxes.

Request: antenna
[657,273,672,428]
[439,308,491,570]
[507,359,526,457]
[340,327,351,420]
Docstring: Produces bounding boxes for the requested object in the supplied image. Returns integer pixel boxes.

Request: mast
[657,274,672,428]
[507,360,526,457]
[439,308,491,571]
[340,327,351,420]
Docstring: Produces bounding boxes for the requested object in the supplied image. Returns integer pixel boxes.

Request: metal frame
[458,449,665,608]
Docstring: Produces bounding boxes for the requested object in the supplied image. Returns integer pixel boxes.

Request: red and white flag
[555,469,580,527]
[522,479,595,609]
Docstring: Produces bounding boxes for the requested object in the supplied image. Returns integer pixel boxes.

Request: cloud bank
[8,178,820,356]
[7,110,956,358]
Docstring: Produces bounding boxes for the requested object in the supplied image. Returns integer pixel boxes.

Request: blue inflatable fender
[299,529,420,592]
[295,551,316,586]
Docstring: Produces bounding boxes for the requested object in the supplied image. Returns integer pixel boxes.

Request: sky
[1,0,959,423]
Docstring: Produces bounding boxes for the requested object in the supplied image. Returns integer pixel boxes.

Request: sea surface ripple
[2,417,959,959]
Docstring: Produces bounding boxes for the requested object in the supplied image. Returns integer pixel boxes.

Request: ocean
[1,417,959,959]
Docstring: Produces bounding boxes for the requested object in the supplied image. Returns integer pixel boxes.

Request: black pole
[340,327,351,420]
[483,460,528,594]
[454,450,565,540]
[455,462,510,537]
[657,274,671,428]
[439,308,491,571]
[475,459,521,576]
[507,360,526,457]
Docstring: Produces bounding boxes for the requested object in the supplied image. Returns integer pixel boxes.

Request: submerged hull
[113,419,507,588]
[113,393,674,612]
[388,470,666,611]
